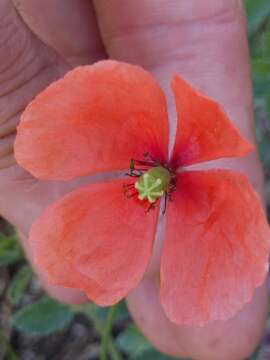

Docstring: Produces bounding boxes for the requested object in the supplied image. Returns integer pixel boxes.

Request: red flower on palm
[14,61,270,325]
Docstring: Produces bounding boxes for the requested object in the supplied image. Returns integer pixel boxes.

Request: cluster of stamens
[124,153,176,213]
[135,174,164,203]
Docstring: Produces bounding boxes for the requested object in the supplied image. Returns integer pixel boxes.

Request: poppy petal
[15,61,169,180]
[30,179,159,305]
[171,75,253,167]
[161,170,270,325]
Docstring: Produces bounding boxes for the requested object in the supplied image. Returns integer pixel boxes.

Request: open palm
[0,1,268,359]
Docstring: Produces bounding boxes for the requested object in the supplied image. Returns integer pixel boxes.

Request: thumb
[93,1,268,359]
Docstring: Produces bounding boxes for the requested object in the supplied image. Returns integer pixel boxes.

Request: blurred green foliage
[12,296,74,336]
[0,232,23,266]
[246,0,270,171]
[7,265,32,306]
[1,1,270,360]
[246,0,270,35]
[116,324,154,358]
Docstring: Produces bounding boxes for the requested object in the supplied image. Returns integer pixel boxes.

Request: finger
[93,0,268,359]
[12,0,106,66]
[127,277,268,360]
[0,1,93,303]
[0,134,14,156]
[0,134,15,169]
[0,0,69,171]
[94,0,263,190]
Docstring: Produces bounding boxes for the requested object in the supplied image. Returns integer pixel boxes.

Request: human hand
[0,1,268,359]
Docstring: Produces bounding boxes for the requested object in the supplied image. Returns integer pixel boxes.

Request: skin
[0,0,268,359]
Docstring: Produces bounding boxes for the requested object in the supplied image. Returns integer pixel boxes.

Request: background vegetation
[1,1,270,359]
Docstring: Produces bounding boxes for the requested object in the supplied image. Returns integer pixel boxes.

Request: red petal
[161,170,270,325]
[30,179,159,305]
[171,76,253,167]
[15,61,169,180]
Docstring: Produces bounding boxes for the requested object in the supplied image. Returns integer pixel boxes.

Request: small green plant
[12,296,74,336]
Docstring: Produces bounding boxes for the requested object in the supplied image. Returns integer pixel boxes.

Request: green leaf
[12,296,73,336]
[0,233,23,266]
[7,265,32,305]
[245,0,270,35]
[116,324,152,358]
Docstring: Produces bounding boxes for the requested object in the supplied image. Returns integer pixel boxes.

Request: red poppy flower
[14,61,270,326]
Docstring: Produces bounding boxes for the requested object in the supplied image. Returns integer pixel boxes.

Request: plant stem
[90,311,122,360]
[71,304,123,360]
[100,304,118,360]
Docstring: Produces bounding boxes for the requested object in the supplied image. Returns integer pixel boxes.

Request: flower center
[135,166,172,203]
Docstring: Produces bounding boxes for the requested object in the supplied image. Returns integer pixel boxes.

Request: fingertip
[127,277,269,360]
[41,276,89,304]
